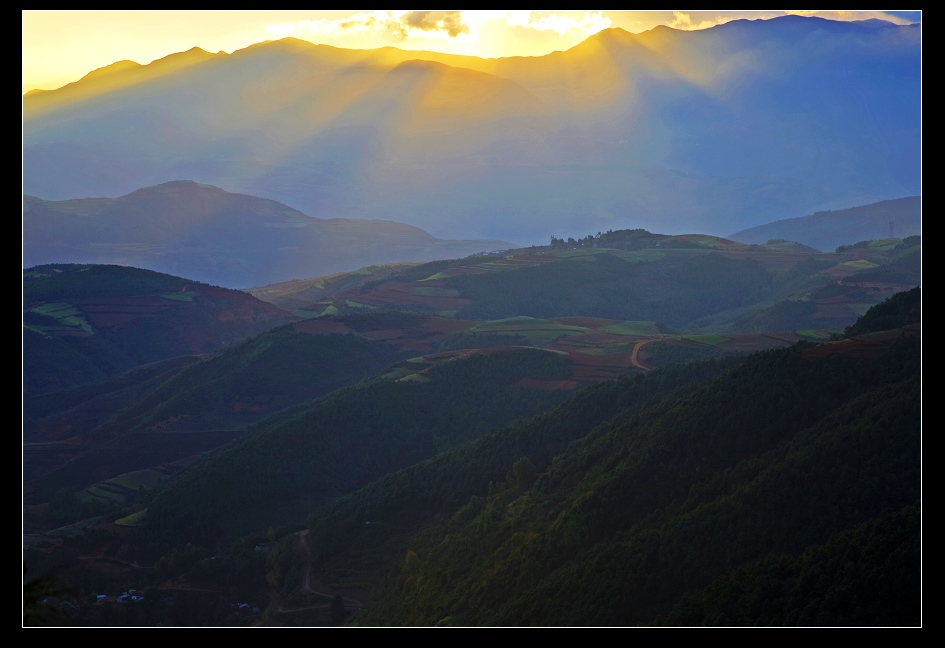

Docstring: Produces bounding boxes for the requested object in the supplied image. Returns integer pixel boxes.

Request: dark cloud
[401,11,470,38]
[339,16,377,30]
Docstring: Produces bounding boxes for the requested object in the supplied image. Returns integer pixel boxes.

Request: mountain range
[24,16,920,244]
[23,181,513,288]
[728,196,921,251]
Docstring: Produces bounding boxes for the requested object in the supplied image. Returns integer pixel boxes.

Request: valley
[22,11,921,627]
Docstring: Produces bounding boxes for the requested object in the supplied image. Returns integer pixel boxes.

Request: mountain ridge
[23,16,919,242]
[23,181,517,288]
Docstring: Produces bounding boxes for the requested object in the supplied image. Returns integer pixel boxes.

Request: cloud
[669,11,733,31]
[502,11,612,36]
[266,10,471,43]
[267,11,611,46]
[401,11,469,38]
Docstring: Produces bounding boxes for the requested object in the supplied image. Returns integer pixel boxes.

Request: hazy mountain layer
[23,181,514,288]
[24,16,920,244]
[728,196,921,250]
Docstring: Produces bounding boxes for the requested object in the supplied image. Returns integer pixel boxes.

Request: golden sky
[22,10,920,94]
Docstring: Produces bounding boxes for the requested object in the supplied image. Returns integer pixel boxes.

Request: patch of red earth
[566,349,632,382]
[843,281,916,293]
[515,377,578,391]
[84,312,145,327]
[801,325,919,361]
[69,298,168,328]
[423,346,524,362]
[361,328,408,341]
[367,289,473,310]
[763,332,803,343]
[562,331,635,346]
[822,265,859,277]
[397,340,436,353]
[422,317,475,333]
[72,297,171,307]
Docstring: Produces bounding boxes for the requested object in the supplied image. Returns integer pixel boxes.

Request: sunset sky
[22,10,921,95]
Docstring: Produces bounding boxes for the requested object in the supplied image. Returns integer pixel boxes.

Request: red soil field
[801,325,919,361]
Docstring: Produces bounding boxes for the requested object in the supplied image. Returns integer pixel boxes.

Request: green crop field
[841,259,880,270]
[867,238,902,250]
[31,302,77,316]
[77,469,172,508]
[397,373,429,383]
[108,469,168,490]
[470,317,587,346]
[29,302,94,333]
[114,510,147,527]
[797,329,833,340]
[600,321,662,336]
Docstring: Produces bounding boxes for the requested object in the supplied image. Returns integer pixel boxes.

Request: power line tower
[889,220,895,239]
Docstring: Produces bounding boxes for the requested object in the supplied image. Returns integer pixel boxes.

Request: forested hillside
[23,268,920,627]
[311,288,922,626]
[357,332,919,625]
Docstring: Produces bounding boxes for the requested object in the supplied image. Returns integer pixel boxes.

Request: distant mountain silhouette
[24,16,920,244]
[23,181,516,287]
[728,196,920,250]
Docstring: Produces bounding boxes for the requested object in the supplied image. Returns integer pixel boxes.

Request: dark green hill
[23,264,295,395]
[311,230,919,336]
[141,347,575,548]
[306,357,742,580]
[447,250,774,325]
[356,332,919,626]
[282,286,920,626]
[24,327,407,505]
[842,285,920,338]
